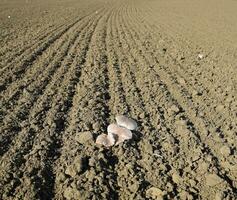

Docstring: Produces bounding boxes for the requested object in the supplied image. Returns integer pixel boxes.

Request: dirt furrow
[117,3,237,198]
[1,0,236,199]
[123,3,237,187]
[0,14,98,157]
[108,7,170,198]
[107,8,147,199]
[114,6,190,198]
[106,8,130,116]
[0,12,103,199]
[10,14,104,199]
[0,17,73,77]
[135,1,237,125]
[0,10,101,113]
[0,3,93,61]
[0,12,96,109]
[127,0,237,148]
[0,5,103,72]
[134,12,237,178]
[0,12,94,92]
[137,5,237,129]
[53,8,120,200]
[0,22,65,65]
[0,23,58,60]
[0,23,64,70]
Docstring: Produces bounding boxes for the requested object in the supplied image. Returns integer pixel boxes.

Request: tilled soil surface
[0,0,237,199]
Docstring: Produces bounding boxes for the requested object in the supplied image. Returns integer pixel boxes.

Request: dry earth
[0,0,237,199]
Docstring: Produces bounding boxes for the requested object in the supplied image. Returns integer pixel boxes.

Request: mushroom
[96,133,115,147]
[115,115,137,130]
[107,123,132,145]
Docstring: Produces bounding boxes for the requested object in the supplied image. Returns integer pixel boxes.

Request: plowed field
[1,0,237,199]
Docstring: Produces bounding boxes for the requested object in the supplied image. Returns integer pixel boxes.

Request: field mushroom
[107,123,132,145]
[96,133,115,147]
[116,115,137,130]
[95,115,137,147]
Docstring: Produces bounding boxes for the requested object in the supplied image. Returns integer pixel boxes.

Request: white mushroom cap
[96,133,115,147]
[115,115,137,130]
[107,123,132,145]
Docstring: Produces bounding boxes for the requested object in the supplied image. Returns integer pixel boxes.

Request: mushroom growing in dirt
[107,123,133,145]
[96,133,115,147]
[95,115,137,147]
[116,115,137,130]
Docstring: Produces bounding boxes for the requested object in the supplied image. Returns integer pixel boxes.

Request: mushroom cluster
[96,115,137,147]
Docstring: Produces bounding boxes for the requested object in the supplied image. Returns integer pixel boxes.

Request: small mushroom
[96,133,115,147]
[115,115,137,130]
[108,124,132,145]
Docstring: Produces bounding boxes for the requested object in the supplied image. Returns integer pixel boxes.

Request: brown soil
[0,0,237,199]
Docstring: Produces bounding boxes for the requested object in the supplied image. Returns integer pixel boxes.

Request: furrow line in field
[0,7,91,61]
[125,2,237,184]
[0,11,104,200]
[11,13,104,199]
[0,13,97,158]
[121,4,237,196]
[107,6,173,198]
[0,10,97,93]
[136,2,237,124]
[151,49,237,152]
[0,6,102,70]
[127,1,237,152]
[107,7,144,199]
[0,11,87,72]
[0,23,64,69]
[132,4,237,147]
[53,8,120,200]
[117,3,235,197]
[0,10,100,118]
[114,5,188,198]
[106,7,130,116]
